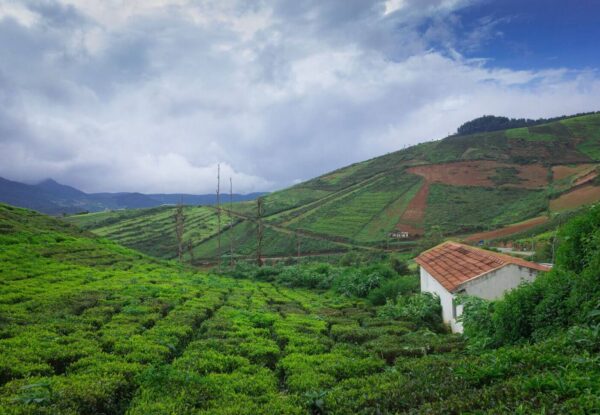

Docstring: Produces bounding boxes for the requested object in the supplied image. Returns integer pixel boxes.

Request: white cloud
[0,1,39,27]
[0,0,598,194]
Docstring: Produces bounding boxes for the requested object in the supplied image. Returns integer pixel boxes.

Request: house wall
[420,264,541,334]
[461,265,539,300]
[420,267,460,331]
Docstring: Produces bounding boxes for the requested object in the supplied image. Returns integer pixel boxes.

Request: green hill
[67,113,600,260]
[2,203,600,413]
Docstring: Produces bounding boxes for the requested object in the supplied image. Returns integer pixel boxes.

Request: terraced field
[66,206,222,260]
[67,114,600,259]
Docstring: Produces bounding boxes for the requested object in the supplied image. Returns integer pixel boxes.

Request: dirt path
[550,184,600,211]
[463,216,548,242]
[394,180,428,235]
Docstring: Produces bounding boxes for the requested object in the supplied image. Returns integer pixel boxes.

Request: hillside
[67,113,600,260]
[0,177,265,215]
[2,204,600,413]
[65,205,358,262]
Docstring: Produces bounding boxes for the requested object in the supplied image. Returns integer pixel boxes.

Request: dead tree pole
[174,200,185,262]
[188,238,195,265]
[229,177,234,268]
[296,231,301,261]
[216,165,222,272]
[256,197,264,267]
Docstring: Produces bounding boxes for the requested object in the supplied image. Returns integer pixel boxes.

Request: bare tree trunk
[216,164,221,273]
[296,231,301,261]
[229,177,234,268]
[256,197,264,267]
[174,202,185,262]
[188,239,195,265]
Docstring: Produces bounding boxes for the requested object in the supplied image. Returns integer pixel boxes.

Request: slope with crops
[2,202,600,413]
[67,113,600,260]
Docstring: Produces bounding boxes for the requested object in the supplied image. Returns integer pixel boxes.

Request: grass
[561,113,600,160]
[505,127,557,142]
[354,178,424,242]
[424,185,549,235]
[291,174,420,241]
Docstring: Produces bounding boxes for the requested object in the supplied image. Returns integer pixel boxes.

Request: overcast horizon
[1,0,599,194]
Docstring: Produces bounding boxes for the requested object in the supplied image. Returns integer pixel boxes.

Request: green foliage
[367,276,419,306]
[489,167,524,186]
[425,184,548,235]
[462,204,600,347]
[378,293,444,331]
[3,203,600,413]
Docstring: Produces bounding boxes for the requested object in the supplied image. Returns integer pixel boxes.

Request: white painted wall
[420,267,459,331]
[461,264,539,300]
[419,264,541,333]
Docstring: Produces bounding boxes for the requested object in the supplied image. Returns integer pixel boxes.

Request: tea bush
[1,203,599,413]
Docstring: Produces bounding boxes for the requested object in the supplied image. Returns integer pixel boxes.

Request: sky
[0,0,599,194]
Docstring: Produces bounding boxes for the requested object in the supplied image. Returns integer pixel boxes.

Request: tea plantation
[1,202,599,414]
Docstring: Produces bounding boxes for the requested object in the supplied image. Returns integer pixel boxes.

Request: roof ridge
[415,240,550,292]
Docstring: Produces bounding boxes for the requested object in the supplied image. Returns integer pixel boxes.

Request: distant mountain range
[0,177,266,215]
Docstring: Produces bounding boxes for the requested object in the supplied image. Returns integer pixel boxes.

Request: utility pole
[216,164,221,273]
[229,177,234,268]
[256,197,264,267]
[296,231,301,261]
[174,199,185,262]
[188,238,195,265]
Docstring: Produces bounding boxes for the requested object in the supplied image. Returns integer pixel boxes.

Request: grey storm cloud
[0,0,599,193]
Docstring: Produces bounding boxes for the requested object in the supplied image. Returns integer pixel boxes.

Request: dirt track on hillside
[550,185,600,211]
[394,181,428,235]
[552,164,595,181]
[464,216,549,242]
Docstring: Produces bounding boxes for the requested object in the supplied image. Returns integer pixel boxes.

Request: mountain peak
[35,178,86,198]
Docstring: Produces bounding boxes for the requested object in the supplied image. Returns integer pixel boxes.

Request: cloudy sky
[0,0,599,193]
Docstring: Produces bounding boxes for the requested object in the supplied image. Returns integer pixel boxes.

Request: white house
[415,241,550,333]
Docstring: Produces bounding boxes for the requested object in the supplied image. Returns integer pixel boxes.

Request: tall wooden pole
[229,177,234,268]
[216,164,221,273]
[256,197,264,267]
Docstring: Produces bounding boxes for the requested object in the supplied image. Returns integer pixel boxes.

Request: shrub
[458,295,495,349]
[367,276,419,306]
[378,293,443,331]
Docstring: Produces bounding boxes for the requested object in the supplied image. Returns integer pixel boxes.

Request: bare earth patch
[407,161,548,189]
[573,170,598,187]
[394,181,429,235]
[463,216,548,242]
[552,164,595,181]
[550,185,600,211]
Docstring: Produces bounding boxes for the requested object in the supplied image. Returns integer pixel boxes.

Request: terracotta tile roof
[415,241,551,292]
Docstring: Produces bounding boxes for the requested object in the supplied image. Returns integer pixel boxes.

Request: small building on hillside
[389,230,410,239]
[415,241,550,333]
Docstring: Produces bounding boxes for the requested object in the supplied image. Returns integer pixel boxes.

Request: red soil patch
[550,185,600,211]
[464,216,548,243]
[574,170,598,187]
[399,181,429,223]
[552,164,595,181]
[394,181,429,235]
[407,161,548,189]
